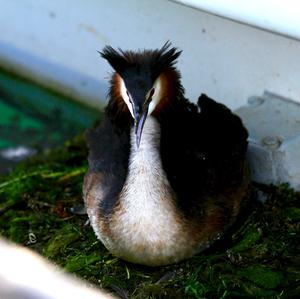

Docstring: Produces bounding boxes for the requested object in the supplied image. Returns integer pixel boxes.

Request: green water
[0,68,100,172]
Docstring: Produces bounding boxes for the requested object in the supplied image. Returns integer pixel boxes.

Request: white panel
[174,0,300,41]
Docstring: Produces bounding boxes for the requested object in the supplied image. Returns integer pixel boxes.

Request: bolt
[261,136,282,149]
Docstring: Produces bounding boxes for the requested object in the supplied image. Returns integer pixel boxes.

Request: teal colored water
[0,68,100,172]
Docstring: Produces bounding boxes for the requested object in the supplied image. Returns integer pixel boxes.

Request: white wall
[0,0,300,110]
[175,0,300,41]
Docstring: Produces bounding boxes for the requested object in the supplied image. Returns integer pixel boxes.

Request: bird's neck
[117,115,179,234]
[130,116,160,153]
[121,116,167,208]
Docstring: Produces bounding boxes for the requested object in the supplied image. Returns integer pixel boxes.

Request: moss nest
[0,134,299,298]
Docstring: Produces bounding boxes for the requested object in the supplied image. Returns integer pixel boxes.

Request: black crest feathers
[99,41,182,77]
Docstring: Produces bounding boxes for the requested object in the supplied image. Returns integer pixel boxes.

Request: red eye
[126,90,133,104]
[149,88,155,97]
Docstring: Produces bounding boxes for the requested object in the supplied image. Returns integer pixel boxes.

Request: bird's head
[100,42,183,147]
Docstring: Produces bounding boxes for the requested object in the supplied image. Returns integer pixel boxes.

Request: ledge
[173,0,300,41]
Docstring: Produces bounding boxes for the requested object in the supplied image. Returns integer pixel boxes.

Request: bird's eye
[126,90,133,103]
[149,88,155,98]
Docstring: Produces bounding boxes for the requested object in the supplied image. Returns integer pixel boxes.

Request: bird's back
[158,93,249,217]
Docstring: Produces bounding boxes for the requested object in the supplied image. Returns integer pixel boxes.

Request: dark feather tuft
[99,42,181,77]
[100,46,129,73]
[154,41,182,69]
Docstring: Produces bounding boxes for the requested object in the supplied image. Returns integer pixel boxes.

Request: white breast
[123,117,169,210]
[119,116,177,233]
[103,116,196,265]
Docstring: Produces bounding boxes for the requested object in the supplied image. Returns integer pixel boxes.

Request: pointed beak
[134,106,148,148]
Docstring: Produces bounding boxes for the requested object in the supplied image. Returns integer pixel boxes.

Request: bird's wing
[160,94,249,213]
[83,116,130,216]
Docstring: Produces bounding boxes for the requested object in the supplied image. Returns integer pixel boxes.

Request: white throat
[130,116,159,154]
[125,116,166,204]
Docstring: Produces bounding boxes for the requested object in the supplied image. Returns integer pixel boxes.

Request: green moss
[44,224,82,258]
[231,225,262,252]
[0,135,299,298]
[284,207,300,221]
[64,252,102,272]
[238,265,284,289]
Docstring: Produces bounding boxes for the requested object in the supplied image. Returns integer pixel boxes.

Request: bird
[83,42,250,267]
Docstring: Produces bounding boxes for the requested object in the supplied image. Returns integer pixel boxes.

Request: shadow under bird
[83,43,250,266]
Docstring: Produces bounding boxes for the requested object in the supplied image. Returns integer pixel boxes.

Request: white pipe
[173,0,300,41]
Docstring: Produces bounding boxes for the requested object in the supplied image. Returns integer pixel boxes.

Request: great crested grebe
[83,43,250,266]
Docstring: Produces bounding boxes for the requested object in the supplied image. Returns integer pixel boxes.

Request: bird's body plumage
[84,43,250,266]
